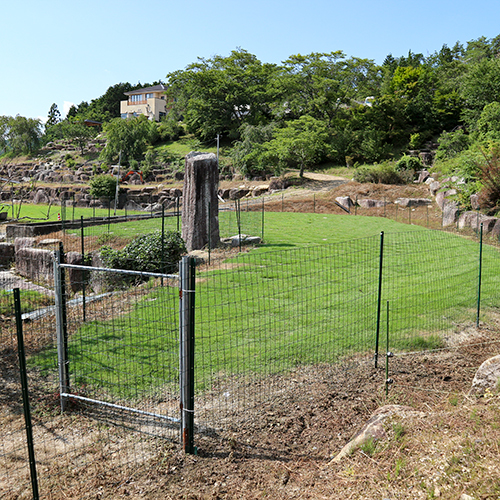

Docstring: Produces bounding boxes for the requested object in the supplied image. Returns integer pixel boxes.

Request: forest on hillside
[2,35,500,212]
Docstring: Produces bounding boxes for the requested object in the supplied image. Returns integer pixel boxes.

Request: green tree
[166,49,278,141]
[274,51,382,128]
[4,115,42,155]
[460,57,500,129]
[45,103,61,131]
[100,115,157,165]
[263,116,331,177]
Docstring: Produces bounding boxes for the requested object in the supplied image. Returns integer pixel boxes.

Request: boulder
[429,181,440,196]
[66,251,85,293]
[221,234,262,247]
[0,242,15,268]
[469,355,500,396]
[442,203,460,227]
[491,219,500,239]
[328,405,424,464]
[357,199,389,209]
[470,193,480,210]
[33,189,50,205]
[335,196,355,211]
[417,170,430,183]
[436,189,457,210]
[395,198,432,208]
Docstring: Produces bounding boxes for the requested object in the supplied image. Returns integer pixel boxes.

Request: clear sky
[2,0,499,122]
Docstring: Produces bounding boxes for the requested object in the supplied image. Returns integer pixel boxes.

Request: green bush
[353,162,408,184]
[100,230,186,276]
[89,174,117,199]
[396,155,422,172]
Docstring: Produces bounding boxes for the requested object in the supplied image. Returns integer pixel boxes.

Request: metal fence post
[54,248,70,412]
[375,231,384,368]
[13,288,40,500]
[80,216,86,322]
[477,223,483,328]
[179,256,196,454]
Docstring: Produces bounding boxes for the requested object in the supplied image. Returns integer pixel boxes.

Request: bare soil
[2,174,500,499]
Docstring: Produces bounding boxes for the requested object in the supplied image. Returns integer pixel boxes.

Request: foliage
[89,174,117,199]
[100,230,186,275]
[45,118,99,153]
[100,115,157,165]
[478,144,500,213]
[435,129,470,161]
[396,155,423,172]
[0,115,43,155]
[353,162,408,184]
[262,116,332,177]
[165,49,278,141]
[45,103,61,131]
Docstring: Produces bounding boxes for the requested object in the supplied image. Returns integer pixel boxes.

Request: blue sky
[2,0,499,122]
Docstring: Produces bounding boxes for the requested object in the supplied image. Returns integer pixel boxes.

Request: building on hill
[120,84,171,121]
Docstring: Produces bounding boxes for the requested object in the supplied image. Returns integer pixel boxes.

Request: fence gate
[54,253,190,444]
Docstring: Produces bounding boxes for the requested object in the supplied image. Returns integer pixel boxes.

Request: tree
[460,58,500,129]
[45,103,61,131]
[100,115,157,165]
[273,52,382,128]
[4,115,42,155]
[263,116,331,177]
[166,49,278,141]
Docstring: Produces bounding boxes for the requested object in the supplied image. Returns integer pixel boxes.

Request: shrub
[100,230,186,276]
[89,174,117,199]
[353,162,408,184]
[396,155,422,172]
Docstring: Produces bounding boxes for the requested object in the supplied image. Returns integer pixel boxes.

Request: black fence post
[14,288,40,500]
[477,223,483,327]
[54,246,70,411]
[179,256,196,454]
[375,231,384,368]
[80,216,86,322]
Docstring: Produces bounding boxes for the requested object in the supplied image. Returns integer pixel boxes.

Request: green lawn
[28,213,500,400]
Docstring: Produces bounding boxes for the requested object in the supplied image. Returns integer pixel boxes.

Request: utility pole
[216,134,219,163]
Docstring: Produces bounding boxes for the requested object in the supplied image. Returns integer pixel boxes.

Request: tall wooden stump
[182,152,220,251]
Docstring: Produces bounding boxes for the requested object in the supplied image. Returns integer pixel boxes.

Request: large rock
[328,405,424,464]
[15,247,53,283]
[436,189,457,210]
[33,189,50,205]
[395,198,432,208]
[469,355,500,396]
[335,196,354,211]
[66,251,85,293]
[357,199,389,209]
[182,152,220,251]
[0,242,15,268]
[442,203,460,227]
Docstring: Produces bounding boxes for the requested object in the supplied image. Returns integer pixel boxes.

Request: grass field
[28,213,500,400]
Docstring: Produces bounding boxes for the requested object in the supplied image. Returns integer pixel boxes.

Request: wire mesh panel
[57,265,181,439]
[193,236,381,430]
[382,230,482,350]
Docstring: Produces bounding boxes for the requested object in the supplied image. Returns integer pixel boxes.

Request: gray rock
[335,196,354,211]
[221,234,262,247]
[357,199,389,209]
[469,355,500,396]
[442,203,460,227]
[395,198,432,208]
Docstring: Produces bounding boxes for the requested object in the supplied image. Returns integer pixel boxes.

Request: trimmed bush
[100,230,186,276]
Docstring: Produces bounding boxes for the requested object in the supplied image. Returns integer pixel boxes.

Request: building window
[145,93,153,99]
[130,94,144,103]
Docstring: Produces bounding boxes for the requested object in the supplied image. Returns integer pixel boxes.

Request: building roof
[124,84,168,96]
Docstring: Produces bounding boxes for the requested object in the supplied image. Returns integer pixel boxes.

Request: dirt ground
[2,175,500,499]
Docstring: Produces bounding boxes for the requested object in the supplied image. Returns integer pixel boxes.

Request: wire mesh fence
[2,223,500,498]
